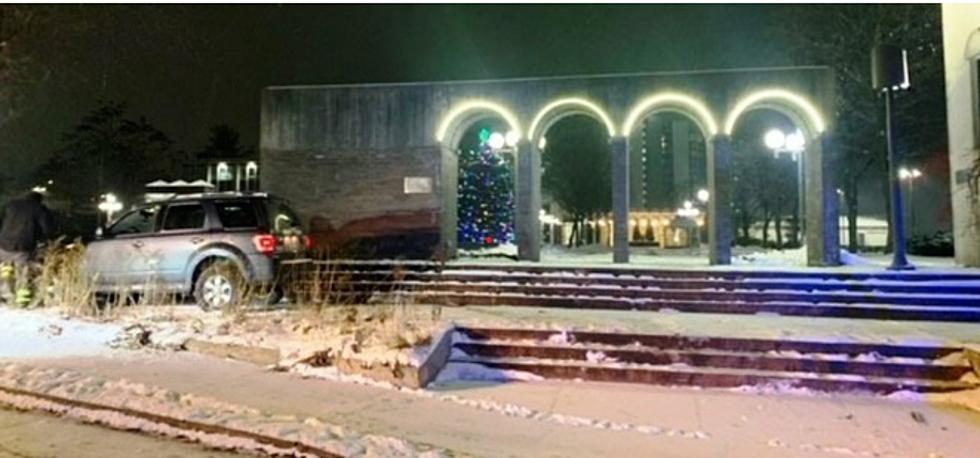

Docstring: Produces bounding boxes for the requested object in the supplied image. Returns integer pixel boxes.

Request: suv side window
[162,203,206,231]
[215,201,259,229]
[107,205,161,237]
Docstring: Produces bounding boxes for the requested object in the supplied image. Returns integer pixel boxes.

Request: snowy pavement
[0,407,240,458]
[28,352,980,458]
[2,305,979,457]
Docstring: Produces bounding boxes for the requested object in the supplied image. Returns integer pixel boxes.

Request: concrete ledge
[334,325,456,389]
[965,345,980,379]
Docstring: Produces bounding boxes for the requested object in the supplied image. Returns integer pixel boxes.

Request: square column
[610,136,630,263]
[708,136,733,265]
[805,133,841,266]
[515,140,541,262]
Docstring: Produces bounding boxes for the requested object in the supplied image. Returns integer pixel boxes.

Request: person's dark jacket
[0,192,54,252]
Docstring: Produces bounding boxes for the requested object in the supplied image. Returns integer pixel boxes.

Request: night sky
[5,4,791,162]
[2,4,947,230]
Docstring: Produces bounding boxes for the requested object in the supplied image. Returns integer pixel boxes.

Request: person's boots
[0,263,14,305]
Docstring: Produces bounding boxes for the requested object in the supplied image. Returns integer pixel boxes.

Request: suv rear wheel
[194,261,245,311]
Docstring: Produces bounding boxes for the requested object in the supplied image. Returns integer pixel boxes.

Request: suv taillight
[303,235,314,250]
[252,234,278,255]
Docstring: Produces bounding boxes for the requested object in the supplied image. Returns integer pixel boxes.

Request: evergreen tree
[457,128,514,248]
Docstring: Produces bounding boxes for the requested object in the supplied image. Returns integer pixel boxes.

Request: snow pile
[839,249,875,266]
[546,330,573,344]
[0,362,445,457]
[458,243,518,259]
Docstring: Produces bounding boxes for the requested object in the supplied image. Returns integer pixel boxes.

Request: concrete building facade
[942,4,980,266]
[260,67,840,265]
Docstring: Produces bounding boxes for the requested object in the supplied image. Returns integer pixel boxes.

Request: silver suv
[84,193,309,309]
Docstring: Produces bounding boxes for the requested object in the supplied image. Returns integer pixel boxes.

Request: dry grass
[32,239,98,315]
[284,260,443,352]
[31,241,444,353]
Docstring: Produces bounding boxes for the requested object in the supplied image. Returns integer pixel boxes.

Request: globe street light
[696,188,710,204]
[487,132,506,150]
[763,128,806,236]
[764,129,786,150]
[98,193,123,223]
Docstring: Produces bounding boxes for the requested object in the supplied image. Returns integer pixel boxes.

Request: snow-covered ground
[0,307,122,360]
[2,304,980,457]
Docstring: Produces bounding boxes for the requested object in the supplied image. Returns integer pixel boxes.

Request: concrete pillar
[707,136,733,265]
[805,133,841,266]
[438,146,459,260]
[515,140,541,262]
[610,136,630,263]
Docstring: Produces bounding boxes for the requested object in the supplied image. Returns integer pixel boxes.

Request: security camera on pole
[871,44,913,270]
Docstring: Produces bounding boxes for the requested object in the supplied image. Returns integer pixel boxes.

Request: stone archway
[619,93,725,264]
[723,88,839,266]
[515,97,619,261]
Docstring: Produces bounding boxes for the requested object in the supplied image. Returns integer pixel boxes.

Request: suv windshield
[107,205,161,236]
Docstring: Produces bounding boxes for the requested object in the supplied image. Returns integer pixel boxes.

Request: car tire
[194,261,245,311]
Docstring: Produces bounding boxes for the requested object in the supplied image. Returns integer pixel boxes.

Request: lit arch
[435,99,522,144]
[622,93,719,137]
[723,88,826,136]
[528,97,617,140]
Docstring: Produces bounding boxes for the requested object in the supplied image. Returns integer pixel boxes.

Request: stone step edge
[450,357,977,393]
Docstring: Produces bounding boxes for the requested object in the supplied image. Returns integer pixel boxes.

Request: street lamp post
[872,44,913,270]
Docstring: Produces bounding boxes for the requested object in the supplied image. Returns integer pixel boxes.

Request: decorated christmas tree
[457,128,515,248]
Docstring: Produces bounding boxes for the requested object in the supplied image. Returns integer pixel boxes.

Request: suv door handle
[190,237,205,245]
[131,241,144,249]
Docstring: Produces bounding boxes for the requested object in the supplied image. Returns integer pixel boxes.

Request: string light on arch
[723,88,826,136]
[622,93,719,137]
[435,99,522,144]
[528,97,617,140]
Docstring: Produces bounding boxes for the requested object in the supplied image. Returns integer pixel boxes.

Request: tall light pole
[763,128,806,239]
[898,167,922,239]
[872,44,913,270]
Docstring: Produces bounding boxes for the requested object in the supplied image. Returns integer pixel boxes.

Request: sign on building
[404,176,433,194]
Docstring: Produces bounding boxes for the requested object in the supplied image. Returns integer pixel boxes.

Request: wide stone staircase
[302,260,980,323]
[446,327,979,393]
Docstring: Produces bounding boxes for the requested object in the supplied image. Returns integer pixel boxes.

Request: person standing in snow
[0,190,54,306]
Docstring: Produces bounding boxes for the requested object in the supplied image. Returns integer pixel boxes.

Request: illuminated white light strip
[622,93,719,137]
[528,97,617,139]
[723,88,826,135]
[435,100,522,143]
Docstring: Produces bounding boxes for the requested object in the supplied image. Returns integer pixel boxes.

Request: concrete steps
[286,261,980,322]
[447,327,979,394]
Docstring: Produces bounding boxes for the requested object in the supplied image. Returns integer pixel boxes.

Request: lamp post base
[887,259,916,271]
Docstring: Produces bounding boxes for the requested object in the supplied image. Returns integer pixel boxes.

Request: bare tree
[780,5,946,252]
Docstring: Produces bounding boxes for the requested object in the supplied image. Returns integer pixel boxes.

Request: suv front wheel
[194,261,245,311]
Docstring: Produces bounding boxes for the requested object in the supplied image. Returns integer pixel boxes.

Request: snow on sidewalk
[31,352,980,458]
[0,362,445,457]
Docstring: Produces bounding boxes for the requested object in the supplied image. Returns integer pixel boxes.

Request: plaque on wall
[404,176,433,194]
